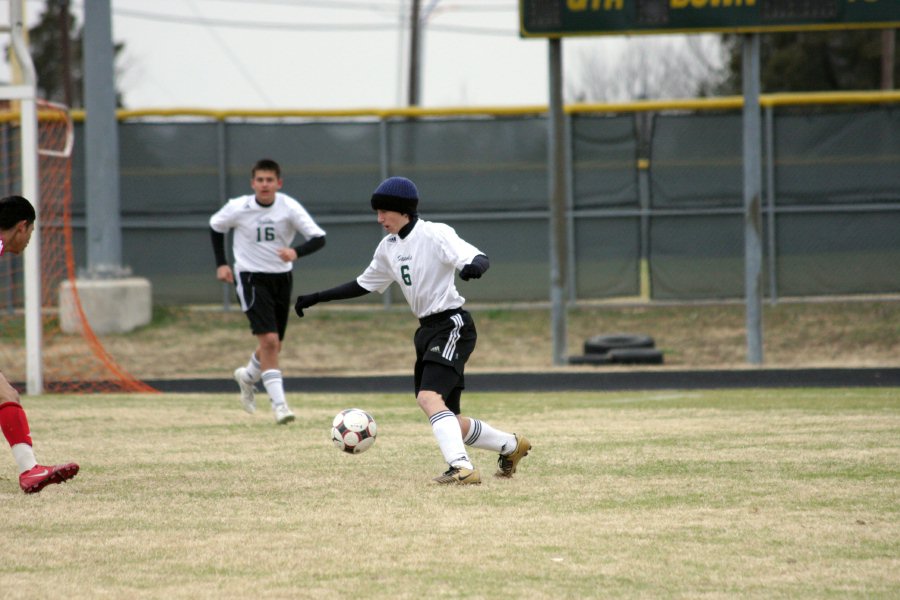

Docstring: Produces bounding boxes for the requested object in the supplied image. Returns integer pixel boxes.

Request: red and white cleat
[19,462,80,494]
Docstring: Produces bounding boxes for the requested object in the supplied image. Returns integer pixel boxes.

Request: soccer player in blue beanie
[294,177,531,485]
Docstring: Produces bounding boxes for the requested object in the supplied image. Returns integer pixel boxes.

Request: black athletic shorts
[413,308,477,414]
[236,271,293,340]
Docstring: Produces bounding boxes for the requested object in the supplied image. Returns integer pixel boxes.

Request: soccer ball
[331,408,377,454]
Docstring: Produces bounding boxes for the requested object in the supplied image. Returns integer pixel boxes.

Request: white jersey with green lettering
[209,193,325,274]
[357,219,482,319]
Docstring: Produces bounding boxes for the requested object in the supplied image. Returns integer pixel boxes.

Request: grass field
[2,388,898,598]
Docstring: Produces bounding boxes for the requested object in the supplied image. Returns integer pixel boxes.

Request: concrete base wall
[59,277,153,334]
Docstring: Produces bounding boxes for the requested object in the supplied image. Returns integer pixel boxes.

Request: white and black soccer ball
[331,408,377,454]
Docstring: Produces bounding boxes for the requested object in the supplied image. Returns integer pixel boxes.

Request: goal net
[0,99,155,393]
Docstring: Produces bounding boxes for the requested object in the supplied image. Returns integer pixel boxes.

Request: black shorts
[236,271,293,340]
[413,308,477,414]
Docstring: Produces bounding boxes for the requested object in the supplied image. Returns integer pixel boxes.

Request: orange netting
[0,99,155,393]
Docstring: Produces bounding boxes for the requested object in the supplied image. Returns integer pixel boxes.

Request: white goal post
[4,1,42,394]
[3,4,144,396]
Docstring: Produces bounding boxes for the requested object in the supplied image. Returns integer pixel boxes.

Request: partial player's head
[250,158,283,205]
[370,176,418,217]
[252,158,281,179]
[0,195,36,255]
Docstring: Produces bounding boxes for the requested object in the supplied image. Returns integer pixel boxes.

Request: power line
[111,7,398,32]
[187,0,402,11]
[183,0,275,106]
[428,23,514,37]
[110,6,514,36]
[175,0,514,12]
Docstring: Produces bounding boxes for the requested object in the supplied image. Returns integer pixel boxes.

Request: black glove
[459,264,481,281]
[460,254,489,281]
[294,293,320,317]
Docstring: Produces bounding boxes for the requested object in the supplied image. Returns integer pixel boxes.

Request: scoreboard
[520,0,900,37]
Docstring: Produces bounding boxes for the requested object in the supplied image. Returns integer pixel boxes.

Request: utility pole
[68,0,152,335]
[57,0,73,107]
[548,39,568,366]
[83,0,123,276]
[407,0,421,106]
[742,34,764,365]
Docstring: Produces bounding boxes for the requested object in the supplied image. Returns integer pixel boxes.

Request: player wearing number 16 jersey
[210,159,326,424]
[293,177,530,484]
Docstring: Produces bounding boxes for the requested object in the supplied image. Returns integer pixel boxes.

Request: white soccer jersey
[209,193,325,274]
[356,219,483,318]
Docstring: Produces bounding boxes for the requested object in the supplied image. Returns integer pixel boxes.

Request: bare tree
[567,35,726,103]
[4,0,126,108]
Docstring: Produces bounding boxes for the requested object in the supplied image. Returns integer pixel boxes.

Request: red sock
[0,402,32,447]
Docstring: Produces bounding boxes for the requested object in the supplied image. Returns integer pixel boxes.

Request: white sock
[261,369,287,408]
[430,410,473,470]
[12,443,37,473]
[463,419,517,455]
[245,353,262,382]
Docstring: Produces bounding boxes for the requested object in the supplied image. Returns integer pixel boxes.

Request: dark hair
[252,159,281,179]
[0,195,36,229]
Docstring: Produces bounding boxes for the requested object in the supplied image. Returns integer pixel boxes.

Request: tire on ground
[584,333,655,355]
[568,354,614,366]
[608,347,664,365]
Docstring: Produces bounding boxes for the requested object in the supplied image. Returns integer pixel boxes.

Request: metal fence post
[636,111,654,301]
[765,104,778,305]
[379,117,392,311]
[217,118,232,311]
[565,112,577,303]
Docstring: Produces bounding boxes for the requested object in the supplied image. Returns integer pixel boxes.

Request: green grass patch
[1,388,897,598]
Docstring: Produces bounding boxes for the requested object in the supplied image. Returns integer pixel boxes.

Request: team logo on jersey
[396,254,412,262]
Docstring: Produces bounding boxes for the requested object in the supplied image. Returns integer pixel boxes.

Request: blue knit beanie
[370,177,418,215]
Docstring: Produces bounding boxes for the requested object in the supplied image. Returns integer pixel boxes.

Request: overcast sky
[1,0,636,110]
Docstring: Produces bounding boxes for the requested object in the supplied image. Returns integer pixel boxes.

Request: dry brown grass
[95,299,900,380]
[2,389,898,598]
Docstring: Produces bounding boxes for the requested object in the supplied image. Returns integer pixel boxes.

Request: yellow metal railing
[64,90,900,122]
